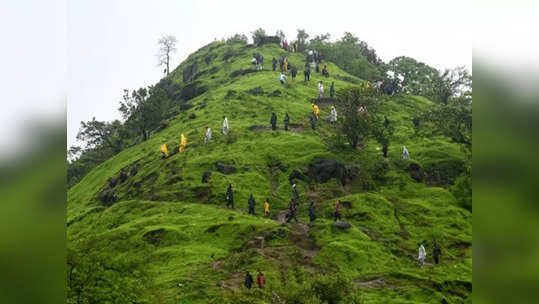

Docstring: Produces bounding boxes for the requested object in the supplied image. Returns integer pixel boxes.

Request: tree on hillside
[387,56,439,96]
[76,118,127,154]
[296,29,309,52]
[226,33,248,44]
[276,30,286,41]
[157,35,177,75]
[431,66,472,104]
[337,86,380,148]
[119,86,170,141]
[421,97,472,147]
[371,116,395,158]
[251,28,266,46]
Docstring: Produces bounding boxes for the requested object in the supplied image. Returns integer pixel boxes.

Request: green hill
[67,41,471,303]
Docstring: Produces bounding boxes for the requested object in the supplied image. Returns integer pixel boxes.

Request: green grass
[67,41,471,303]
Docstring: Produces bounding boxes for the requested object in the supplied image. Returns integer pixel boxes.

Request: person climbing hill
[312,104,320,119]
[418,243,426,267]
[309,200,316,222]
[287,199,298,223]
[402,146,410,159]
[264,199,270,217]
[226,184,234,209]
[179,133,187,153]
[292,183,299,200]
[257,270,265,288]
[160,144,169,159]
[310,112,317,130]
[222,116,229,135]
[270,113,277,130]
[334,200,342,221]
[284,112,290,131]
[283,58,288,73]
[433,242,442,265]
[291,66,297,80]
[304,65,311,82]
[244,271,254,289]
[330,81,335,98]
[322,65,329,78]
[330,105,337,124]
[272,57,277,71]
[248,194,256,215]
[204,127,212,144]
[318,81,324,99]
[279,73,286,85]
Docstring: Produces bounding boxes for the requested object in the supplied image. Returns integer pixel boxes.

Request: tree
[251,28,266,46]
[296,29,309,51]
[226,33,248,44]
[387,56,439,96]
[157,35,177,75]
[76,118,126,153]
[431,66,472,104]
[276,29,286,41]
[421,97,472,147]
[371,115,395,158]
[337,86,380,148]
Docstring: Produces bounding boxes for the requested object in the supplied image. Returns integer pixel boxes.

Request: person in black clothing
[433,242,442,264]
[322,65,329,78]
[308,200,316,222]
[384,116,390,128]
[272,57,277,71]
[330,82,335,98]
[287,199,298,223]
[304,64,310,82]
[284,112,290,131]
[291,67,297,80]
[119,169,127,183]
[244,271,254,289]
[248,194,256,215]
[270,113,277,130]
[310,112,317,130]
[292,183,299,200]
[279,57,284,72]
[226,183,234,208]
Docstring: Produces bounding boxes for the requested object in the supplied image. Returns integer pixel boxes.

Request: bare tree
[157,35,177,75]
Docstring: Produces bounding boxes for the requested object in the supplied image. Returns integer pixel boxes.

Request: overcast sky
[65,0,475,148]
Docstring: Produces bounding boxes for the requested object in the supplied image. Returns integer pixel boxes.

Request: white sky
[65,0,474,148]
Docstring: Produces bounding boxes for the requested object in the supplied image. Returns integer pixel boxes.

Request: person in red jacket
[334,200,342,221]
[257,270,265,288]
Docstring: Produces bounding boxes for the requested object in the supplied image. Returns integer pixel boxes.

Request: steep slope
[67,42,471,303]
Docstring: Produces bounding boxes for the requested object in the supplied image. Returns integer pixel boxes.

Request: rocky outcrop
[308,159,359,185]
[215,162,237,174]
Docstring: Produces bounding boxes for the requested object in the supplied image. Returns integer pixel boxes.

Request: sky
[65,0,474,148]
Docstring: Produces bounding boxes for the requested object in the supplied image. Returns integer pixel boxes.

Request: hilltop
[67,41,471,303]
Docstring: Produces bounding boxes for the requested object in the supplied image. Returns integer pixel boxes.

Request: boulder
[409,162,424,182]
[98,189,117,206]
[333,221,352,230]
[268,90,281,97]
[308,159,346,184]
[245,86,264,96]
[201,171,212,183]
[215,162,237,174]
[289,169,306,181]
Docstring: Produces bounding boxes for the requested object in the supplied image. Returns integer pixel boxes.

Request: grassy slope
[67,42,471,303]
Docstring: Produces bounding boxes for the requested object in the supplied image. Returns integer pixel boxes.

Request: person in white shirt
[204,127,212,144]
[402,146,410,159]
[418,243,426,267]
[222,116,229,135]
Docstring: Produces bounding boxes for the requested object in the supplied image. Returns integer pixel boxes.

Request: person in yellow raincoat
[283,58,288,73]
[160,144,169,158]
[365,81,371,89]
[264,199,270,217]
[179,133,187,153]
[312,104,320,119]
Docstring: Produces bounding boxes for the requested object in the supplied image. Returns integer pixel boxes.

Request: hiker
[257,270,265,288]
[330,82,335,98]
[284,112,290,131]
[292,183,299,200]
[433,243,442,265]
[312,104,320,119]
[291,66,297,80]
[322,65,329,78]
[279,57,284,72]
[402,146,410,159]
[304,65,311,82]
[283,40,289,51]
[279,73,286,85]
[283,58,288,73]
[272,57,277,71]
[384,116,390,128]
[160,144,169,159]
[222,116,229,135]
[179,133,187,153]
[244,271,254,289]
[257,53,264,70]
[318,81,324,99]
[287,199,298,223]
[264,199,270,217]
[226,184,234,208]
[418,243,426,267]
[119,169,127,183]
[308,200,316,222]
[204,127,212,144]
[334,200,342,221]
[330,105,337,124]
[248,194,256,215]
[310,112,317,130]
[270,113,277,130]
